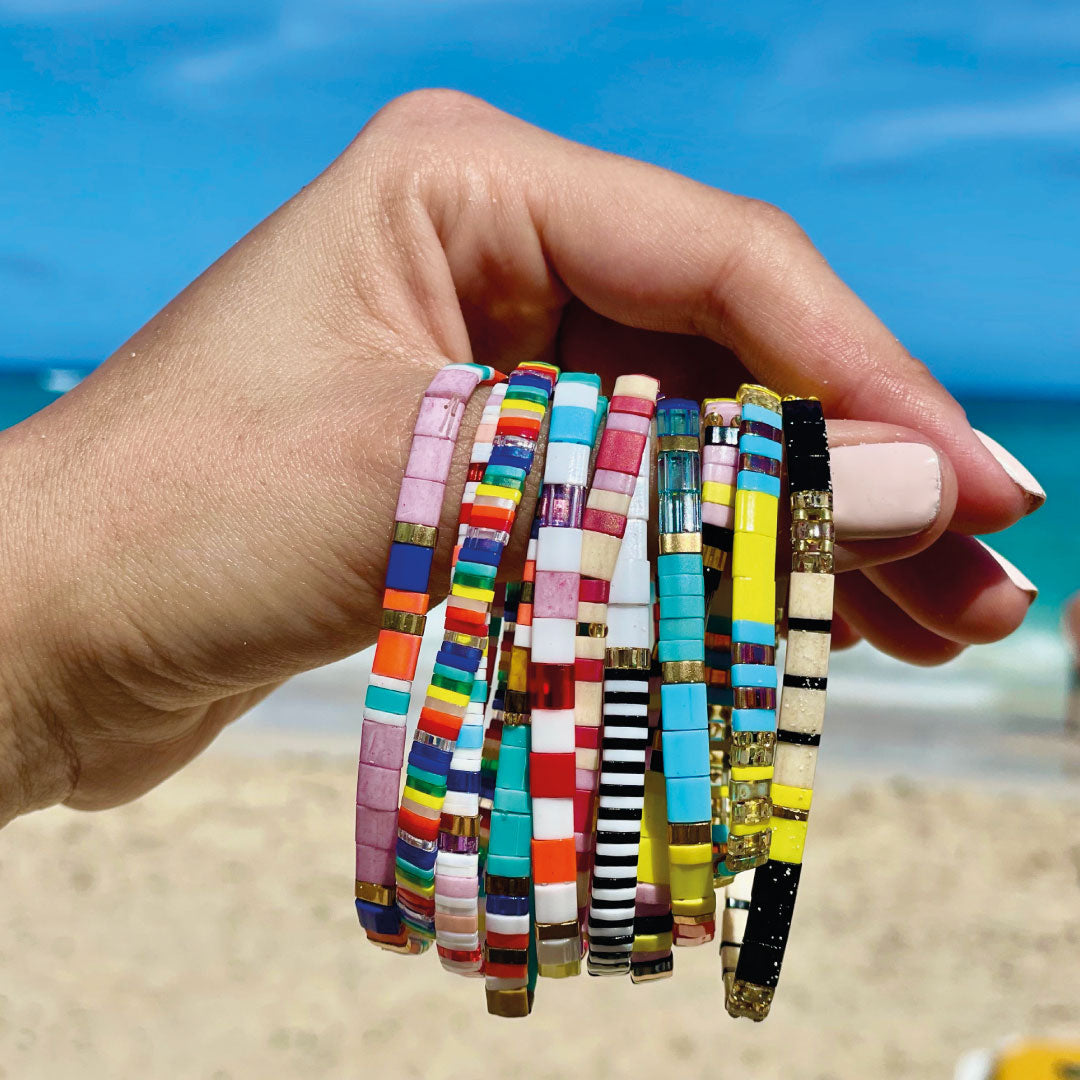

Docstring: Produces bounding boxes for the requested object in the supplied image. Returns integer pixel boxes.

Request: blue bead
[489,810,532,856]
[485,891,530,916]
[737,469,782,497]
[493,786,530,813]
[657,638,705,662]
[730,708,777,731]
[658,593,706,619]
[664,775,711,822]
[740,402,782,428]
[730,663,777,688]
[513,371,556,393]
[447,768,481,793]
[656,398,701,438]
[740,432,783,460]
[460,537,504,565]
[365,684,411,715]
[396,838,437,870]
[549,405,598,445]
[438,640,483,665]
[657,573,705,598]
[355,898,401,934]
[659,616,705,643]
[732,619,776,646]
[385,542,434,592]
[658,552,704,577]
[486,853,531,877]
[408,741,452,773]
[489,444,533,469]
[661,682,707,730]
[661,728,710,778]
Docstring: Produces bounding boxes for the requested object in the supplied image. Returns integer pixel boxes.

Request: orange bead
[383,588,429,615]
[531,838,576,883]
[372,630,422,680]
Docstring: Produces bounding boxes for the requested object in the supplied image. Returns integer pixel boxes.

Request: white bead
[542,442,591,487]
[531,709,576,751]
[368,674,411,694]
[554,379,600,412]
[536,527,584,572]
[530,618,576,664]
[606,604,650,647]
[362,707,408,726]
[435,852,477,876]
[532,797,574,839]
[485,912,529,935]
[533,881,577,923]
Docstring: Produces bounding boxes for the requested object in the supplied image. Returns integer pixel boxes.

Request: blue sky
[1,0,1078,393]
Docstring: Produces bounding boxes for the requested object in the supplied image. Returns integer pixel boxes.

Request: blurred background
[1,2,1078,1078]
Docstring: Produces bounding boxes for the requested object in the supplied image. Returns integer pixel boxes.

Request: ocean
[2,366,1075,747]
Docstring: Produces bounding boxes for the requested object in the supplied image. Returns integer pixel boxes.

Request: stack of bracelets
[354,363,834,1021]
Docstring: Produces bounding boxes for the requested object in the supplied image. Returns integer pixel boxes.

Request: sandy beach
[2,726,1078,1080]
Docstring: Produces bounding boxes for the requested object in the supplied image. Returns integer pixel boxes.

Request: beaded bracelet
[727,397,834,1021]
[655,398,716,946]
[434,382,509,972]
[354,362,503,952]
[479,580,521,859]
[395,361,559,948]
[529,372,604,977]
[484,511,541,1017]
[701,398,741,888]
[585,441,652,975]
[630,647,674,982]
[573,376,660,932]
[722,383,783,876]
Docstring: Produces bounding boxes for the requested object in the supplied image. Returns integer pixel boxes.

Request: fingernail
[975,539,1038,603]
[831,442,942,540]
[974,430,1046,513]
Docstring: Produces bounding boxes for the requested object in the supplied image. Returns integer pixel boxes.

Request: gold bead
[662,660,706,684]
[659,532,703,554]
[393,521,438,548]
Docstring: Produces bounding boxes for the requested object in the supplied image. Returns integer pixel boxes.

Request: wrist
[0,435,79,826]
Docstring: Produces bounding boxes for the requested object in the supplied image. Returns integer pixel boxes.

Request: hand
[0,90,1041,825]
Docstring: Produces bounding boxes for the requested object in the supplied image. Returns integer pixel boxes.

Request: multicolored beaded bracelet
[484,508,541,1017]
[434,381,508,973]
[573,375,660,933]
[354,362,503,953]
[586,440,653,975]
[727,397,833,1021]
[722,383,783,877]
[655,398,716,946]
[479,580,520,861]
[700,398,741,888]
[529,372,605,977]
[395,361,559,948]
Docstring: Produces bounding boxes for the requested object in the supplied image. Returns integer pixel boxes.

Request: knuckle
[740,196,806,244]
[364,88,493,142]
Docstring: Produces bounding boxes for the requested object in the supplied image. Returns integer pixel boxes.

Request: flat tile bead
[414,395,466,439]
[355,841,396,883]
[395,476,445,527]
[405,433,455,484]
[356,764,403,811]
[359,721,409,768]
[591,467,638,494]
[533,570,582,619]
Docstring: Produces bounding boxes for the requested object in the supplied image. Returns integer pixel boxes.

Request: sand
[2,746,1078,1080]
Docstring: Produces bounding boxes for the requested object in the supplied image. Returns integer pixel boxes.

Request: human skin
[0,90,1041,827]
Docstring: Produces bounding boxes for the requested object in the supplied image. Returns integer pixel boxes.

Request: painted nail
[975,540,1038,603]
[974,430,1046,513]
[831,442,942,540]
